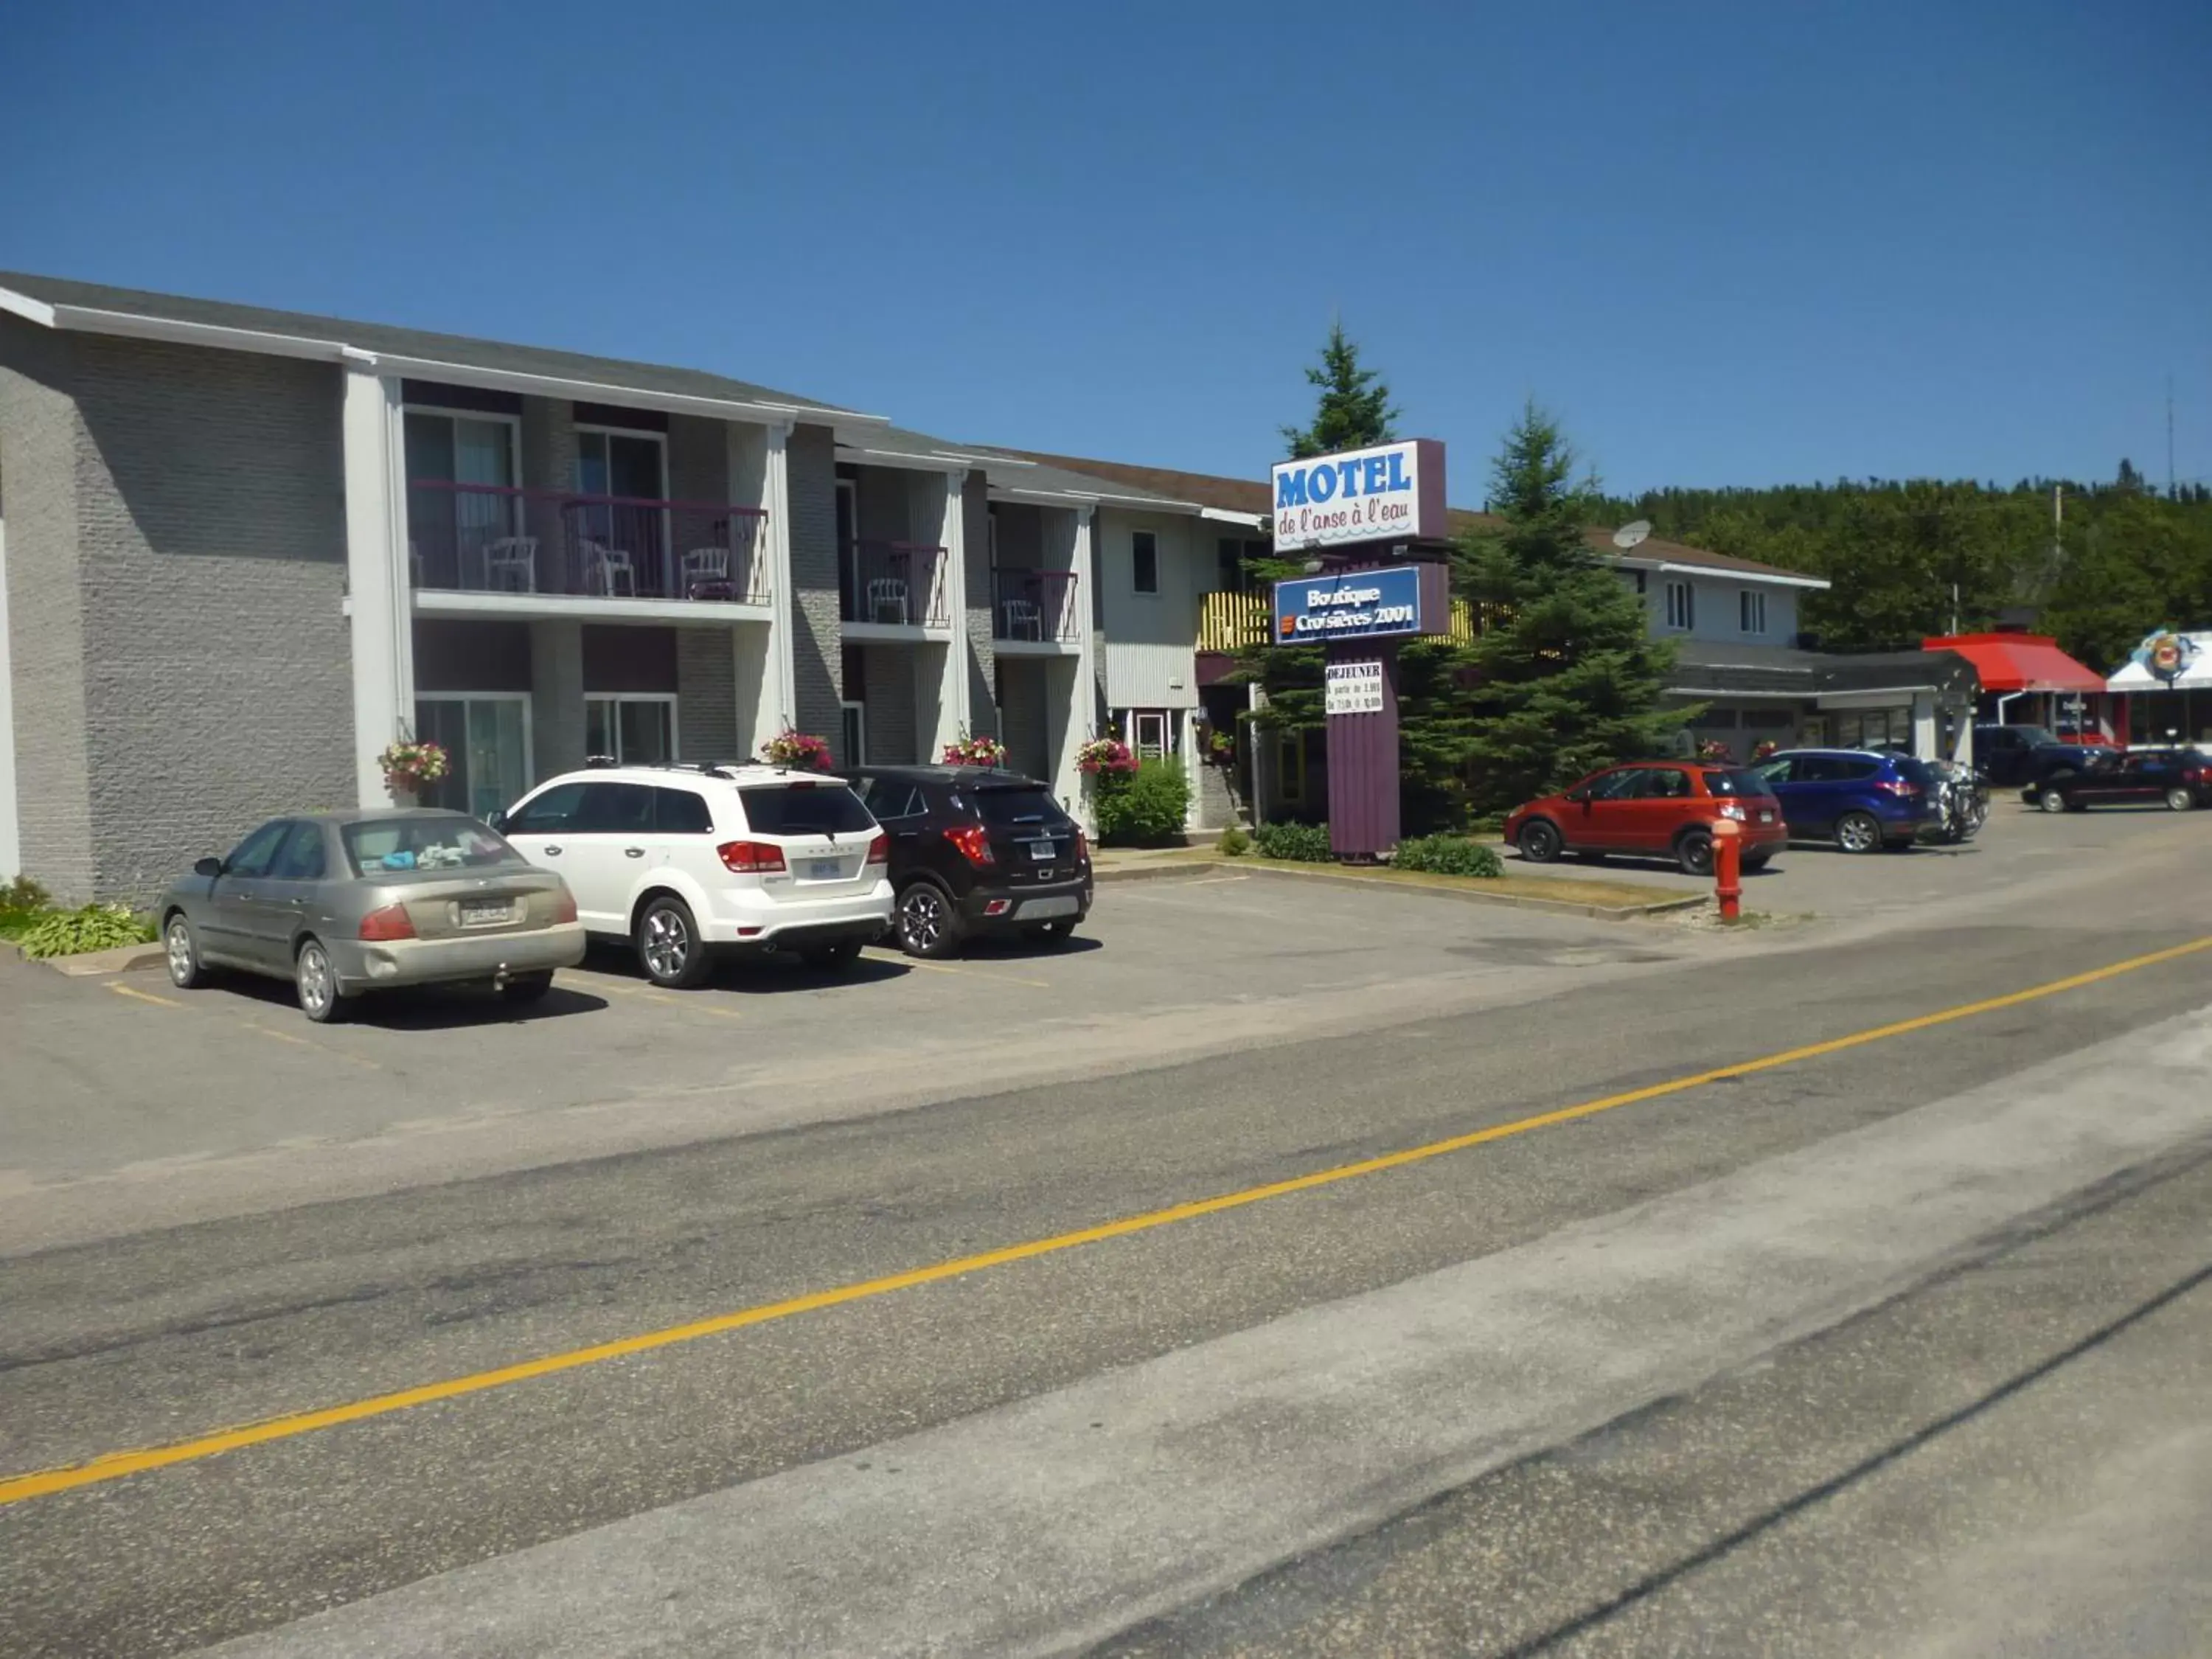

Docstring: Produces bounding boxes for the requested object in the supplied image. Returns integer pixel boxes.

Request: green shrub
[1253,821,1334,862]
[15,902,156,959]
[0,874,53,941]
[1393,835,1504,878]
[1216,824,1251,857]
[1094,759,1192,846]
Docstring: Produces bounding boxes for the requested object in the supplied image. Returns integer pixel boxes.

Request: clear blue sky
[5,0,2206,499]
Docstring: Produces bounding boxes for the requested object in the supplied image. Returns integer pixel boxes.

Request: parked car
[841,765,1093,957]
[1972,723,2112,796]
[2034,747,2212,813]
[1505,762,1786,875]
[1751,748,1936,852]
[493,762,892,988]
[159,810,585,1021]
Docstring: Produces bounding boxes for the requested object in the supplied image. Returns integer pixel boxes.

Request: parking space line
[106,982,182,1008]
[861,950,1051,990]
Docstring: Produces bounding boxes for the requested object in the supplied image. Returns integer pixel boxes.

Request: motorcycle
[1924,759,1988,844]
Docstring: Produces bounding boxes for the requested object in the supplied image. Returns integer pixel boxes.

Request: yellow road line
[862,949,1052,990]
[242,1023,317,1049]
[7,933,2208,1509]
[107,982,181,1008]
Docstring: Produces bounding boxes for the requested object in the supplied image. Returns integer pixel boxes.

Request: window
[414,697,530,820]
[1582,770,1644,801]
[861,779,926,821]
[343,816,524,877]
[223,819,293,878]
[576,782,655,835]
[1633,768,1693,799]
[1130,711,1170,760]
[505,782,589,835]
[403,411,520,588]
[973,787,1071,830]
[737,782,877,836]
[841,701,867,768]
[268,822,329,881]
[653,788,715,835]
[585,696,676,766]
[1132,531,1159,595]
[1664,580,1695,631]
[1706,770,1777,799]
[1739,590,1767,636]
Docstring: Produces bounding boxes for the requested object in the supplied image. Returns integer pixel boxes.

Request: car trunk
[737,779,880,893]
[380,867,569,939]
[972,782,1082,887]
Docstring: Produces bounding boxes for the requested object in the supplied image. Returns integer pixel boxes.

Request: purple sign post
[1270,442,1454,863]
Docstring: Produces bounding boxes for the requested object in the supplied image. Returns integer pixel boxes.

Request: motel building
[0,272,1214,902]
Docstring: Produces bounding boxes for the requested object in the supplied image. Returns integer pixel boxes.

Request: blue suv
[1753,749,1936,853]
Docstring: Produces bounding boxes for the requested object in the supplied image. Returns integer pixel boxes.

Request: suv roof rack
[640,760,742,781]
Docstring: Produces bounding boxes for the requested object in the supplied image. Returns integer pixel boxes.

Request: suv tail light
[865,832,889,866]
[717,839,788,874]
[1874,779,1921,797]
[1715,801,1747,821]
[358,902,416,942]
[1075,829,1090,863]
[945,824,995,868]
[552,888,577,925]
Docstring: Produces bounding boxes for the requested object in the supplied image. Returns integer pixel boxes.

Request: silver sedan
[158,810,586,1022]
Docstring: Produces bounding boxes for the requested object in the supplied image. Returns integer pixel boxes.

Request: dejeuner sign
[1270,438,1448,553]
[1324,660,1386,716]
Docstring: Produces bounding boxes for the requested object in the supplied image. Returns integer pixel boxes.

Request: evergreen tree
[1279,320,1398,461]
[1457,403,1687,815]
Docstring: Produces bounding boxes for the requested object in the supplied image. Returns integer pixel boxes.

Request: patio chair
[580,538,637,597]
[482,536,538,594]
[681,545,731,600]
[866,576,911,625]
[1001,596,1042,641]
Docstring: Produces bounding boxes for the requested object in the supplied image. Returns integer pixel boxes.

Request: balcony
[990,569,1082,648]
[1197,589,1481,651]
[406,481,770,606]
[839,540,950,630]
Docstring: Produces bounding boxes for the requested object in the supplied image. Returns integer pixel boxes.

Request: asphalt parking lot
[1,872,1686,1253]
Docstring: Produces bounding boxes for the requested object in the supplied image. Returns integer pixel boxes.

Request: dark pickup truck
[1972,723,2115,796]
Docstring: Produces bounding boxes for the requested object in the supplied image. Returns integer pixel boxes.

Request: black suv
[841,766,1093,957]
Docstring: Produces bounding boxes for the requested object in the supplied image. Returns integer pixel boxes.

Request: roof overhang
[0,284,888,432]
[1655,559,1829,591]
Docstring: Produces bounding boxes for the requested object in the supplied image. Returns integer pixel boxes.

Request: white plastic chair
[580,538,636,597]
[482,536,538,593]
[681,546,728,597]
[867,577,910,625]
[1001,597,1042,641]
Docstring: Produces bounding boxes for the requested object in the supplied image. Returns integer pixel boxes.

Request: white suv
[495,763,892,988]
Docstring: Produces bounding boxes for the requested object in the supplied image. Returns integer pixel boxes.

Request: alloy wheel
[164,918,195,987]
[641,906,691,981]
[900,887,945,951]
[296,942,334,1018]
[2168,787,2195,812]
[1837,813,1880,852]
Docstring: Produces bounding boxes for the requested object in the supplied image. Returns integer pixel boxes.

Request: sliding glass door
[413,698,530,819]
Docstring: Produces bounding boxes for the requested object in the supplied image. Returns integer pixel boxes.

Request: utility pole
[2170,375,2178,499]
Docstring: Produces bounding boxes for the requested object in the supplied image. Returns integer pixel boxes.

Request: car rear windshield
[738,782,876,837]
[1706,769,1777,797]
[342,816,525,877]
[1891,757,1938,788]
[971,786,1072,830]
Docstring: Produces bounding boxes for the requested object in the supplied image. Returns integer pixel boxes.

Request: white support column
[1911,692,1938,760]
[1055,504,1099,828]
[923,467,972,758]
[341,358,413,807]
[0,513,18,879]
[732,419,793,757]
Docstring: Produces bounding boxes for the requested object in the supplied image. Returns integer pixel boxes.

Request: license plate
[1028,841,1054,861]
[459,899,514,927]
[806,859,844,880]
[1759,810,1774,823]
[1021,896,1079,919]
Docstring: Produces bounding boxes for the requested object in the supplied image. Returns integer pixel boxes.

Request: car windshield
[1706,769,1777,798]
[971,786,1071,830]
[1892,757,1938,789]
[342,815,524,877]
[2003,726,2058,747]
[739,782,876,836]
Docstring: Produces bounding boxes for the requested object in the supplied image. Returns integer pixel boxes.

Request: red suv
[1505,762,1787,874]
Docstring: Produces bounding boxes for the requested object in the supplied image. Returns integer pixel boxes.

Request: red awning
[1921,634,2105,695]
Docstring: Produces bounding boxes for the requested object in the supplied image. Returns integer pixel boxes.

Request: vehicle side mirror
[194,855,223,877]
[486,810,508,833]
[1564,787,1589,804]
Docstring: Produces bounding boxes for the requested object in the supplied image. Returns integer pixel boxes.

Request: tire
[636,895,714,989]
[2038,787,2070,815]
[895,881,964,959]
[294,936,349,1023]
[501,970,555,1004]
[799,939,864,973]
[163,912,208,990]
[1834,811,1882,853]
[1676,829,1714,876]
[2166,787,2194,813]
[1517,819,1563,863]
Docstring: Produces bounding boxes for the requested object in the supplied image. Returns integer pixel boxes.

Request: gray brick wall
[998,657,1051,780]
[531,620,585,776]
[787,422,844,752]
[66,332,352,902]
[0,317,94,895]
[666,414,728,507]
[863,645,917,763]
[961,470,995,737]
[675,626,737,762]
[520,395,577,551]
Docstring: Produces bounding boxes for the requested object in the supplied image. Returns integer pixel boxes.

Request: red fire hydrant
[1711,816,1742,922]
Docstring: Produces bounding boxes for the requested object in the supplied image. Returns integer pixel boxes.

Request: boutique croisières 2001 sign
[1270,438,1448,553]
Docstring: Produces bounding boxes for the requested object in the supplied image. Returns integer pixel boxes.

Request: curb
[23,941,168,977]
[1097,858,1710,921]
[1092,861,1225,885]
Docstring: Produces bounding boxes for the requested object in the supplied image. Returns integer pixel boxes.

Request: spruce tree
[1458,403,1687,815]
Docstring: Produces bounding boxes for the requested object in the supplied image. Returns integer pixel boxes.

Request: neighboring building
[0,273,1192,900]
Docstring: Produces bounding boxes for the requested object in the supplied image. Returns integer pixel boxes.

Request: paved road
[1,810,2208,1656]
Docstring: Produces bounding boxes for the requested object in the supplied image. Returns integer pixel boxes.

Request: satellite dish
[1613,519,1652,551]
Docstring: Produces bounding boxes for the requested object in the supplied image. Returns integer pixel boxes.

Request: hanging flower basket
[761,728,834,771]
[1751,740,1779,762]
[378,740,448,798]
[1697,738,1735,764]
[1077,735,1137,776]
[942,733,1008,768]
